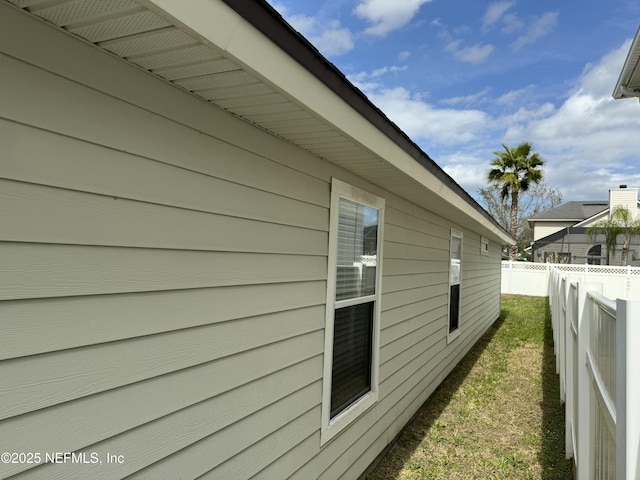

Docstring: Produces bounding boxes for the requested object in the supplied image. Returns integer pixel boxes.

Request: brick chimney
[609,185,638,219]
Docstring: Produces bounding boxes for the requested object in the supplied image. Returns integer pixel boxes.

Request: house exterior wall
[533,221,576,241]
[534,241,594,264]
[0,8,503,480]
[532,232,640,266]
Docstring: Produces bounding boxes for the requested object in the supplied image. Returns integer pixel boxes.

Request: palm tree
[487,142,545,259]
[587,206,640,265]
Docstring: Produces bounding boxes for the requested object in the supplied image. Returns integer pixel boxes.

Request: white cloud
[496,85,536,104]
[364,87,491,144]
[499,103,555,127]
[354,0,432,37]
[456,43,494,64]
[500,40,640,199]
[511,11,558,50]
[370,65,408,77]
[405,42,639,201]
[443,160,488,194]
[274,6,354,56]
[482,1,516,29]
[501,13,523,34]
[507,42,636,142]
[398,50,411,62]
[348,65,409,93]
[440,88,491,106]
[446,40,494,64]
[308,20,355,56]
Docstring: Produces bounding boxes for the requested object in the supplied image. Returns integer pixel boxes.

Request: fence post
[557,277,566,375]
[576,282,602,480]
[559,277,573,403]
[616,299,640,480]
[565,281,574,458]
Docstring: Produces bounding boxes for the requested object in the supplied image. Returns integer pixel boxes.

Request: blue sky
[269,0,640,204]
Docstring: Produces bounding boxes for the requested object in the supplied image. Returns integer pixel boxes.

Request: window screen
[336,198,378,301]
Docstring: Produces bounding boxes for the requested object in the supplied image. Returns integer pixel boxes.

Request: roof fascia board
[529,218,583,222]
[573,209,610,228]
[139,0,513,244]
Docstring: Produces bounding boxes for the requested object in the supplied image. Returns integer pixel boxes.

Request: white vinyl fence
[502,261,640,300]
[548,266,640,480]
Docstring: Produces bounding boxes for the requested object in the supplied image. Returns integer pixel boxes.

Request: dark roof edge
[221,0,508,236]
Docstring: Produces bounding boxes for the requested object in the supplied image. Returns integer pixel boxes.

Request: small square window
[480,236,489,256]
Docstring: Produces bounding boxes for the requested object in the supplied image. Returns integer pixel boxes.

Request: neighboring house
[529,186,640,265]
[0,1,513,479]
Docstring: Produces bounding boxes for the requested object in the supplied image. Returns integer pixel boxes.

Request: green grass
[366,295,573,480]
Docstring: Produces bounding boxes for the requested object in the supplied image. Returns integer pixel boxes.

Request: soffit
[6,0,352,157]
[613,26,640,98]
[5,0,513,243]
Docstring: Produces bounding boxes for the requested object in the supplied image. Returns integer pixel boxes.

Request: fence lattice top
[502,261,640,276]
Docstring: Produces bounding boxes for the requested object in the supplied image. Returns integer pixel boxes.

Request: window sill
[320,390,377,446]
[447,328,461,344]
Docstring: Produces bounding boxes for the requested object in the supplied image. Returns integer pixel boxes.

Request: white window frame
[448,229,463,343]
[321,178,385,445]
[480,236,489,256]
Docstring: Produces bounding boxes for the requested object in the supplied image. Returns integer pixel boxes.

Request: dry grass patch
[366,295,573,480]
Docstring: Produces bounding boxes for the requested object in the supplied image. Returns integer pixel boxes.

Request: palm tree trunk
[509,190,518,260]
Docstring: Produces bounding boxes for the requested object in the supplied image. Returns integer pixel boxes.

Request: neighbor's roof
[528,201,609,221]
[613,25,640,99]
[1,0,513,244]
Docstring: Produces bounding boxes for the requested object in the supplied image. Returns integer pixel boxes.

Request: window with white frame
[448,229,462,340]
[321,178,384,444]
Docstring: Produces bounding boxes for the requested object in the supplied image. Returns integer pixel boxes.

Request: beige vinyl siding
[0,22,329,477]
[0,5,503,480]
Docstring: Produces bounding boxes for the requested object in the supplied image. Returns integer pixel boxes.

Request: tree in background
[487,142,545,259]
[478,182,562,258]
[587,206,640,265]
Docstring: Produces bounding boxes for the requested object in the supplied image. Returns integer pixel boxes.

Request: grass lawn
[366,295,574,480]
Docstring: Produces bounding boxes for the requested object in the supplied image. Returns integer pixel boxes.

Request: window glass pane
[336,198,379,301]
[449,284,460,332]
[450,259,461,285]
[449,232,462,334]
[451,235,462,260]
[330,302,374,418]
